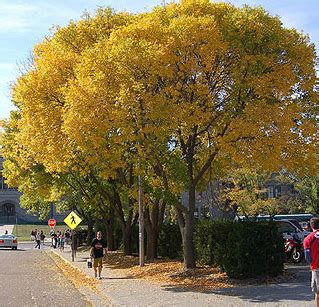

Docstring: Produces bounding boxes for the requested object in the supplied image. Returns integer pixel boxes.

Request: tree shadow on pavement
[161,264,313,304]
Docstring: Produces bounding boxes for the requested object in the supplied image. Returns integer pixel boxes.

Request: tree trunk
[145,199,166,261]
[86,219,94,246]
[145,226,158,261]
[106,216,115,251]
[181,214,195,270]
[123,225,132,255]
[176,184,196,270]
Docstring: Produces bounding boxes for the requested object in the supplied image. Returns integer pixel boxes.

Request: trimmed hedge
[167,220,284,278]
[158,223,183,260]
[98,218,284,279]
[205,220,284,278]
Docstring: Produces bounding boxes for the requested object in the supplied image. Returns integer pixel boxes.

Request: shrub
[196,220,284,278]
[157,223,183,260]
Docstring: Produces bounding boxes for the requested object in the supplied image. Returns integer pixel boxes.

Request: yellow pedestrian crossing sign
[64,211,82,230]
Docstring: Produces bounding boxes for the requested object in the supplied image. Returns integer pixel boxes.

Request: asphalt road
[0,242,90,306]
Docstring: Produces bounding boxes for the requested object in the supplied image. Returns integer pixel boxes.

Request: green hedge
[158,223,183,260]
[99,218,284,279]
[209,220,284,278]
[163,220,284,278]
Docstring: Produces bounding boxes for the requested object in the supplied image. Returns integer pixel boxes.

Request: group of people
[30,229,45,249]
[30,228,73,251]
[50,229,72,251]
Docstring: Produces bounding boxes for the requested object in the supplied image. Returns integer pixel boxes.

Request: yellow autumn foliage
[3,0,318,213]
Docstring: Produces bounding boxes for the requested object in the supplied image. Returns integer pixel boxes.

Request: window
[277,221,296,234]
[268,186,274,198]
[274,186,281,197]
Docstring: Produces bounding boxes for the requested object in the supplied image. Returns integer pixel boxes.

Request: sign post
[64,211,82,261]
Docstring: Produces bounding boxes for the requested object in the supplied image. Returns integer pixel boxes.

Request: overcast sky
[0,0,318,119]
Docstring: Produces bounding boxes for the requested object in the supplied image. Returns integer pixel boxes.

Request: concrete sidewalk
[50,246,314,306]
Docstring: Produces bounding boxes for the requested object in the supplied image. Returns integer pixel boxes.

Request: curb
[49,248,83,273]
[48,249,115,306]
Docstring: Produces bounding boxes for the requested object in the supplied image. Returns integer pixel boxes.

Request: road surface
[0,242,90,306]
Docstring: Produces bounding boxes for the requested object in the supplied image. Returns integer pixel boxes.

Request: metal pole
[138,175,144,267]
[15,212,18,237]
[71,231,75,262]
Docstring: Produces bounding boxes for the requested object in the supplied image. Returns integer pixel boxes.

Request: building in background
[0,155,67,224]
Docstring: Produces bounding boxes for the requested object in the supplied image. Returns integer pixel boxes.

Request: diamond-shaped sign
[64,211,82,230]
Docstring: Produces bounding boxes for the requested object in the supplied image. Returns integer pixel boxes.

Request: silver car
[0,234,18,250]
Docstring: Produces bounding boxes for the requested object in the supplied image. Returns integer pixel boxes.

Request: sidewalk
[50,246,314,306]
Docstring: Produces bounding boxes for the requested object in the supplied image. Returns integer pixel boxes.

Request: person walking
[30,229,36,241]
[40,230,45,245]
[57,230,61,248]
[60,232,65,252]
[89,231,107,279]
[304,217,319,307]
[34,231,41,249]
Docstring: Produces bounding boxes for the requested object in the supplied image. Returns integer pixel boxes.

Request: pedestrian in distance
[65,229,71,245]
[53,233,58,249]
[60,232,65,252]
[30,229,36,241]
[89,231,107,279]
[57,230,61,247]
[40,230,45,245]
[304,217,319,307]
[50,229,55,247]
[34,231,41,249]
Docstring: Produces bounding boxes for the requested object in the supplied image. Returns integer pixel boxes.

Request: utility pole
[138,174,145,267]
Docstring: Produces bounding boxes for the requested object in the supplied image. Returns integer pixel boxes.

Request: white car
[0,234,18,250]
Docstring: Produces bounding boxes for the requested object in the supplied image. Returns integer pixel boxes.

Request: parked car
[0,234,18,250]
[275,219,310,241]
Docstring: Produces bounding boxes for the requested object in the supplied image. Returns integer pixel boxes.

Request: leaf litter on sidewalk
[50,252,99,293]
[105,252,230,292]
[105,252,296,292]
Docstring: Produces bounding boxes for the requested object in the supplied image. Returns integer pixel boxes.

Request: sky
[0,0,318,119]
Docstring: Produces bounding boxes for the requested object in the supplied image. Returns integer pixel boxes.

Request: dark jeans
[35,240,41,249]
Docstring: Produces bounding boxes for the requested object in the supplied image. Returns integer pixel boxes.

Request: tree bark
[123,225,132,255]
[176,183,196,270]
[145,226,158,261]
[144,200,166,261]
[181,213,195,269]
[106,214,115,251]
[86,218,94,246]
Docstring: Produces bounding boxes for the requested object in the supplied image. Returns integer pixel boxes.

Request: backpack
[305,235,317,264]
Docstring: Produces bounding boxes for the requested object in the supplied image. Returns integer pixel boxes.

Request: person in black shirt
[90,231,107,279]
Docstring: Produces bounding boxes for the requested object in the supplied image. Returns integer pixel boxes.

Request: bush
[195,220,284,278]
[158,223,183,260]
[194,219,216,265]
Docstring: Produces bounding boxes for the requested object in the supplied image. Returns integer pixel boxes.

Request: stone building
[0,155,78,225]
[0,156,43,224]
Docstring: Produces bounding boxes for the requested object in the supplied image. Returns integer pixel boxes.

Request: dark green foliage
[157,223,183,260]
[195,220,284,278]
[194,219,216,265]
[91,218,284,279]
